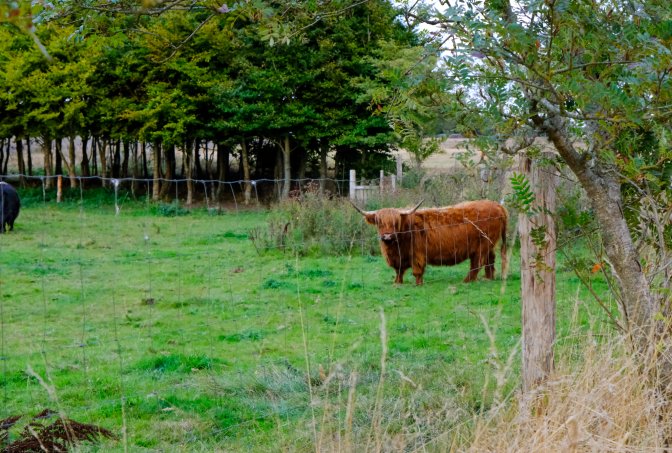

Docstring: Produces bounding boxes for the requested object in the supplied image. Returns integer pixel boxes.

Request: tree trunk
[519,153,558,393]
[168,143,176,180]
[297,148,307,183]
[152,141,161,201]
[59,136,78,188]
[184,140,194,205]
[319,140,329,194]
[274,145,283,200]
[91,138,98,177]
[240,139,252,205]
[205,142,214,180]
[26,137,33,176]
[122,140,130,178]
[15,137,25,187]
[159,144,175,200]
[4,139,10,175]
[81,137,90,185]
[281,135,291,199]
[537,113,658,358]
[112,140,121,178]
[141,142,148,179]
[99,139,108,187]
[0,140,4,178]
[216,142,229,199]
[68,137,76,187]
[42,137,53,189]
[194,140,203,180]
[131,141,139,196]
[55,138,63,177]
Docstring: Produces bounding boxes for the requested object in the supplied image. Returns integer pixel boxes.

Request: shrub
[155,201,190,217]
[250,170,515,257]
[250,191,378,256]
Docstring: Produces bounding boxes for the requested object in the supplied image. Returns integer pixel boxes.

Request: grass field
[0,190,612,451]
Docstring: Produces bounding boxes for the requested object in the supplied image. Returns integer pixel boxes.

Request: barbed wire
[0,169,609,449]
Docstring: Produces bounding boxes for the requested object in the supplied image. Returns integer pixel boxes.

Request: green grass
[0,195,613,451]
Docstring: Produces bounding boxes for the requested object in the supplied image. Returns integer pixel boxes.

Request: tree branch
[157,13,214,63]
[552,60,639,76]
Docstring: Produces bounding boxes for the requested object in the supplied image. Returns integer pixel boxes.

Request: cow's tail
[500,207,509,280]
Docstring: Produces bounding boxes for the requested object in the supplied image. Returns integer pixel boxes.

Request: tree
[400,0,672,387]
[1,0,428,203]
[361,40,446,169]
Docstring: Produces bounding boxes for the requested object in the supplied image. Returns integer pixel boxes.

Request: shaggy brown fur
[360,200,508,284]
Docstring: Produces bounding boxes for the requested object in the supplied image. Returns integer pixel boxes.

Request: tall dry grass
[460,336,667,453]
[310,312,669,453]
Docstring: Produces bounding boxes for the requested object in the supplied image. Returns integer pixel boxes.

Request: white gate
[348,169,396,203]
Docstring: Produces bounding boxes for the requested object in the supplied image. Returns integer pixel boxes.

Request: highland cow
[352,199,508,284]
[0,182,20,233]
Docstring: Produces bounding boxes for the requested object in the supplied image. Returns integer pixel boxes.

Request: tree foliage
[0,0,432,196]
[394,0,672,383]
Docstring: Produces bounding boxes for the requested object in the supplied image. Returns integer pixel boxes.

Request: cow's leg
[465,253,481,282]
[412,266,424,285]
[394,267,407,284]
[412,259,426,285]
[484,251,496,279]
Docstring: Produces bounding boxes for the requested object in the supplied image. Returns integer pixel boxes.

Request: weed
[155,202,190,217]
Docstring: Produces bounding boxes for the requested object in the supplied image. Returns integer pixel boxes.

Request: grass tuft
[135,354,218,374]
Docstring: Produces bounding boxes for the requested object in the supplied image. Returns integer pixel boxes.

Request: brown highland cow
[352,199,508,284]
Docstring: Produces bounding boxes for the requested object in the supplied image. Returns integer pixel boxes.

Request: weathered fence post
[349,169,356,200]
[396,154,403,186]
[379,170,384,192]
[519,151,558,392]
[57,175,62,203]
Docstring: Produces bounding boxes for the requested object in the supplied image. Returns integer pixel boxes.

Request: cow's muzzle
[380,233,395,243]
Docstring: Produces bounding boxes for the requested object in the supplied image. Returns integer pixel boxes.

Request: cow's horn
[348,199,373,216]
[405,199,424,214]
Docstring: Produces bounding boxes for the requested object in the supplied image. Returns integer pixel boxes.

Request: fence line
[0,164,601,451]
[1,174,400,186]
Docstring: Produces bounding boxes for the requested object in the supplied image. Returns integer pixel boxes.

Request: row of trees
[0,1,446,202]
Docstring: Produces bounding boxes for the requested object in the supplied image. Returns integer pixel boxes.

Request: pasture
[0,189,611,451]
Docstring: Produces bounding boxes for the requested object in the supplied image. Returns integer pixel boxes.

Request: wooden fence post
[519,151,558,392]
[349,169,356,200]
[396,154,403,186]
[57,175,62,203]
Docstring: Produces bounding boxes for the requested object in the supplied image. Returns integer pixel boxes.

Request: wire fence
[0,171,611,450]
[4,165,515,208]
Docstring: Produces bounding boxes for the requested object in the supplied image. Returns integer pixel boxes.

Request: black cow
[0,182,20,233]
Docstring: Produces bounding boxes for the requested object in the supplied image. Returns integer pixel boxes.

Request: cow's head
[351,200,423,244]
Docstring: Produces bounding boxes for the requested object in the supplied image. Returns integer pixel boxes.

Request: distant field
[396,137,558,173]
[0,192,611,451]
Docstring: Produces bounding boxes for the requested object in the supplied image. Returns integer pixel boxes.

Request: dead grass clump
[462,338,665,452]
[1,408,116,452]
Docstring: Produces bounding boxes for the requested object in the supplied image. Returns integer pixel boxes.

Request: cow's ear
[364,213,377,225]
